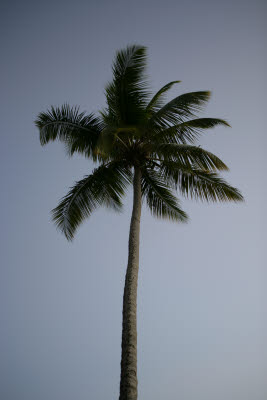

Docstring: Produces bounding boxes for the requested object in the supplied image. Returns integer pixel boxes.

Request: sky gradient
[0,0,266,399]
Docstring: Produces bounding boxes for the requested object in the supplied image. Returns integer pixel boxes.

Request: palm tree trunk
[119,166,142,400]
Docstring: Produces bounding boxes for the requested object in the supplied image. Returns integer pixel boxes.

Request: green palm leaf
[152,118,230,144]
[146,81,181,114]
[104,45,150,125]
[159,161,244,202]
[148,91,211,129]
[52,162,132,240]
[35,104,102,159]
[141,168,188,221]
[149,143,229,171]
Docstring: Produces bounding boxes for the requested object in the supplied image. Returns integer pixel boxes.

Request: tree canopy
[35,45,243,240]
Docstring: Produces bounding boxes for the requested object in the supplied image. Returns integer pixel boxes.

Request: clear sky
[0,0,266,399]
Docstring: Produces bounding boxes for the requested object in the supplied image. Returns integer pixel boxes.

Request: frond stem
[40,121,96,133]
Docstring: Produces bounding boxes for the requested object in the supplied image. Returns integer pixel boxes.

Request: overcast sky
[0,0,266,399]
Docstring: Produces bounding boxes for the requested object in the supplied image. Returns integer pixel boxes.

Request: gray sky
[0,0,266,399]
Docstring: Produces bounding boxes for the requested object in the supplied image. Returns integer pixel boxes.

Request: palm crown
[35,45,243,240]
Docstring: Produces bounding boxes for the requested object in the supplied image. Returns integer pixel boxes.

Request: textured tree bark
[119,167,142,400]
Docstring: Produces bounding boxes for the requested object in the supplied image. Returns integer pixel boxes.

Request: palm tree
[35,45,243,400]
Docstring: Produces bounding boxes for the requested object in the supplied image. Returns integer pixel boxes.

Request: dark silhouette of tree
[35,45,243,400]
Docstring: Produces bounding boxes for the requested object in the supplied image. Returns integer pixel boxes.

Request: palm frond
[104,45,150,125]
[149,143,229,171]
[141,168,188,222]
[159,162,244,202]
[52,162,132,240]
[152,118,230,144]
[146,81,181,114]
[148,91,211,129]
[35,104,102,159]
